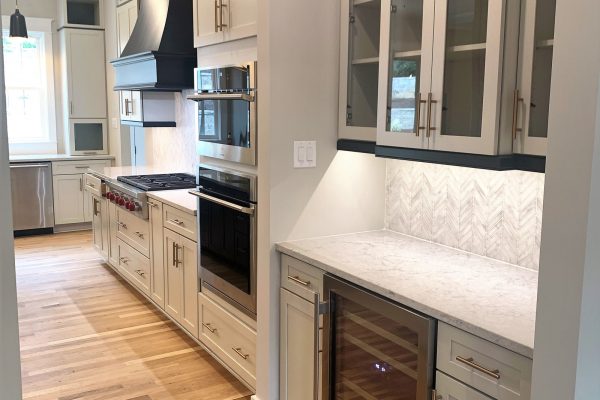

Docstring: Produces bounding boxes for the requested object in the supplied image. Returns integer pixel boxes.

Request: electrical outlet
[294,141,317,168]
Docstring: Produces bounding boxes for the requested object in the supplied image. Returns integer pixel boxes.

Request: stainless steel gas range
[106,174,197,219]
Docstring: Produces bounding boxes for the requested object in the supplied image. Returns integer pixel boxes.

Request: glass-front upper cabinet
[376,0,435,148]
[515,0,557,156]
[339,0,382,142]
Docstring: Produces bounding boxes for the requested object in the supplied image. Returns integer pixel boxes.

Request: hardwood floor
[14,231,252,400]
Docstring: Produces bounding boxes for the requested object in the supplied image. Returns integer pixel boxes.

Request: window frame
[1,16,57,155]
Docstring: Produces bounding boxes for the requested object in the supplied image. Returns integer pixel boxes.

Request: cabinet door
[62,29,107,119]
[149,200,165,308]
[164,229,183,322]
[117,0,138,56]
[100,197,109,260]
[280,288,319,400]
[194,0,224,47]
[224,0,257,42]
[180,235,199,337]
[91,195,103,253]
[108,201,119,267]
[53,175,85,225]
[429,0,505,154]
[435,371,494,400]
[515,0,556,156]
[376,0,435,148]
[339,0,381,142]
[83,189,93,223]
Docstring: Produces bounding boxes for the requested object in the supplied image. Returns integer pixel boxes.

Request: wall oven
[188,62,257,166]
[189,165,257,317]
[322,275,436,399]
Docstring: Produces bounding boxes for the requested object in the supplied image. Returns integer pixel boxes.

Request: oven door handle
[189,190,255,215]
[187,93,255,102]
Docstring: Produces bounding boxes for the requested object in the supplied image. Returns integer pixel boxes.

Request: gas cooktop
[117,173,197,191]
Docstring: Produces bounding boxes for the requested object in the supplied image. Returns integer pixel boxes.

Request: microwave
[188,62,257,166]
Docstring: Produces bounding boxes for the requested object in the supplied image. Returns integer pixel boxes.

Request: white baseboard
[54,223,92,233]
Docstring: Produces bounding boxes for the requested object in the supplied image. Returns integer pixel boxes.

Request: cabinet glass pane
[386,0,424,133]
[441,0,488,138]
[347,0,381,128]
[74,123,104,151]
[529,0,556,138]
[333,296,420,399]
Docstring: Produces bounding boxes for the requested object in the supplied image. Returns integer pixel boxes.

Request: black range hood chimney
[111,0,196,91]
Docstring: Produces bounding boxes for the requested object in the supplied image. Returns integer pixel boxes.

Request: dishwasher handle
[10,164,51,169]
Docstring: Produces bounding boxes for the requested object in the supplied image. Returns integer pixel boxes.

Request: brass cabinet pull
[135,269,146,277]
[218,0,227,31]
[93,199,100,216]
[456,356,500,380]
[415,92,427,136]
[134,231,144,239]
[79,177,83,192]
[214,0,219,32]
[512,89,524,140]
[288,275,310,287]
[120,257,129,264]
[202,322,217,333]
[124,98,130,116]
[169,219,184,226]
[172,242,178,267]
[148,201,158,208]
[426,92,437,138]
[118,222,128,230]
[232,347,249,360]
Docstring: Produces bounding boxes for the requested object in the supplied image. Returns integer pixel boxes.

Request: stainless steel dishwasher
[10,162,55,234]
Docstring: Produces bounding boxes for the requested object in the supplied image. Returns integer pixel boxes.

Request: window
[1,17,56,154]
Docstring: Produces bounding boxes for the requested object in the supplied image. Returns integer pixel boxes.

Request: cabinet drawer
[437,322,532,400]
[117,239,150,296]
[281,254,324,302]
[84,173,103,197]
[436,371,493,400]
[163,204,197,241]
[116,209,150,257]
[199,292,256,389]
[52,160,111,175]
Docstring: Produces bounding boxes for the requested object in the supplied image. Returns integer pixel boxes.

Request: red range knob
[107,193,113,201]
[125,201,132,210]
[119,198,126,206]
[128,203,136,211]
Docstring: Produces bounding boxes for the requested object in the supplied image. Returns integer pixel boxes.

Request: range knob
[128,202,137,212]
[119,198,126,207]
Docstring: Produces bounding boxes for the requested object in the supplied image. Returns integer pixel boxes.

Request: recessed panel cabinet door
[435,371,494,400]
[53,175,85,225]
[63,29,107,119]
[180,235,199,338]
[376,0,435,149]
[429,0,505,154]
[194,0,224,47]
[164,229,183,322]
[149,200,165,308]
[224,0,257,42]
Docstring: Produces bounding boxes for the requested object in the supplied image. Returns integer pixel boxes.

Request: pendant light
[9,0,28,39]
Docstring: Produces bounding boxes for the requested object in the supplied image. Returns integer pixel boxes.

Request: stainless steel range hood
[111,0,196,91]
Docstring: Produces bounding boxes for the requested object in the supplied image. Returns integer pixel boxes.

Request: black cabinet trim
[337,140,546,173]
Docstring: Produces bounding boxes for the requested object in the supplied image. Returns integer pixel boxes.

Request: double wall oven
[188,62,257,166]
[190,165,258,317]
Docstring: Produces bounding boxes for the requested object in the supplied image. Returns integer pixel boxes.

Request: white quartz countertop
[147,190,198,216]
[9,154,115,163]
[276,230,537,359]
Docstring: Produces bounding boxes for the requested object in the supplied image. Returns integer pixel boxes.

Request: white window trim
[2,16,57,155]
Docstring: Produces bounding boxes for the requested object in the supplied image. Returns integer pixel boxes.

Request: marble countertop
[10,154,115,163]
[276,230,537,359]
[147,190,197,215]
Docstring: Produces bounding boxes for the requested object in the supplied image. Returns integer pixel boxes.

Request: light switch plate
[294,141,316,168]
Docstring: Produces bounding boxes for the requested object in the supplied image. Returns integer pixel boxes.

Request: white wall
[255,0,386,399]
[531,0,600,398]
[0,3,23,397]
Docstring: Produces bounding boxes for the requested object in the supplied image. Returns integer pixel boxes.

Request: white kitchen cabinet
[338,0,381,142]
[66,119,109,156]
[53,175,85,225]
[435,371,494,400]
[108,200,119,267]
[193,0,257,48]
[376,0,519,155]
[164,228,198,338]
[148,199,165,308]
[59,28,107,119]
[91,194,109,260]
[58,0,105,29]
[280,288,320,400]
[116,0,138,56]
[119,91,176,127]
[513,0,556,156]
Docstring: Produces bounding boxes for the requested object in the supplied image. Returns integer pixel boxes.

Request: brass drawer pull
[148,201,158,208]
[169,219,184,226]
[232,347,249,360]
[288,275,310,287]
[118,222,128,229]
[134,231,144,239]
[120,257,129,264]
[202,322,217,334]
[426,92,437,138]
[456,356,500,380]
[135,269,146,277]
[512,89,524,140]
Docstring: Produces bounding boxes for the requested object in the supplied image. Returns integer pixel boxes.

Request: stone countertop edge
[276,231,536,359]
[147,190,198,216]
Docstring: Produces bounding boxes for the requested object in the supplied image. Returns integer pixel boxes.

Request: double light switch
[294,141,317,168]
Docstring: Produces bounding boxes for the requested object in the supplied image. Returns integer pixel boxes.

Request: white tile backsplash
[385,160,545,270]
[145,90,198,173]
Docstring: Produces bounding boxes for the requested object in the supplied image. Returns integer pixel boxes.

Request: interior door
[65,29,107,119]
[376,0,436,148]
[429,0,504,154]
[164,230,182,322]
[180,235,199,337]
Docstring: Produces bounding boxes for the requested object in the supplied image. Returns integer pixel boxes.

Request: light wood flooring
[14,231,252,400]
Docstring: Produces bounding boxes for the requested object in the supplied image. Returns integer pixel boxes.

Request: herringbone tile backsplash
[385,160,545,270]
